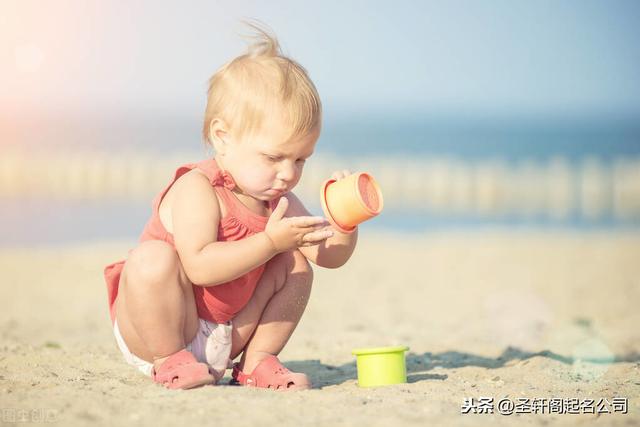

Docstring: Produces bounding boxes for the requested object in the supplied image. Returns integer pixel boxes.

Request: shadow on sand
[284,347,640,389]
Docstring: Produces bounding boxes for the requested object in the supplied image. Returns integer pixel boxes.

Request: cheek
[292,164,304,182]
[239,161,276,189]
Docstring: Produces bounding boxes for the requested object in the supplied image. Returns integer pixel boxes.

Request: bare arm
[171,172,330,286]
[169,172,275,286]
[286,192,359,269]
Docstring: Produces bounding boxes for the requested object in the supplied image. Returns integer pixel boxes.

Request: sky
[1,0,639,121]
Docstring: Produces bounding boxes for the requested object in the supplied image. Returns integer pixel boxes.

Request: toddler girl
[103,24,358,390]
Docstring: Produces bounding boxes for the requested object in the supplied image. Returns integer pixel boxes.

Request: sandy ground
[1,230,639,426]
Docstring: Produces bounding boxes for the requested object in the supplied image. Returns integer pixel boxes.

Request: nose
[276,161,297,184]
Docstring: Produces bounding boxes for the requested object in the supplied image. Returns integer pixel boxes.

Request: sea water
[1,114,639,246]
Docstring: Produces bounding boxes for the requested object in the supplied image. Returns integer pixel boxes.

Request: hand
[264,197,334,252]
[330,169,352,180]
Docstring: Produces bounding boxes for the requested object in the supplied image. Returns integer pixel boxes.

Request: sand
[1,231,639,426]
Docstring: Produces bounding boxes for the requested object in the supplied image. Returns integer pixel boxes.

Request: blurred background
[1,0,640,246]
[1,4,640,422]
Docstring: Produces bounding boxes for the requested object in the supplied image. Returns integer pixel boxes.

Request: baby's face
[223,118,319,201]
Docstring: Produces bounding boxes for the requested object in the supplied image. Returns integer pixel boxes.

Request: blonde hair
[203,22,322,145]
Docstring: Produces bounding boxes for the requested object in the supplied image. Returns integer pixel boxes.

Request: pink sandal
[152,349,216,389]
[230,355,311,391]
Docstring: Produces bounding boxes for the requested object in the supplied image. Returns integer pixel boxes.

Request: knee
[125,241,183,291]
[276,250,313,293]
[291,249,313,280]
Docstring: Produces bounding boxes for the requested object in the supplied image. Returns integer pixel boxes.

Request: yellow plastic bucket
[351,346,409,387]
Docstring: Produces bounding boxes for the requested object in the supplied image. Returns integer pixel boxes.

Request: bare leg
[114,240,200,371]
[230,249,313,373]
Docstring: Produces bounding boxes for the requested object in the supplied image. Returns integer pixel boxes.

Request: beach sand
[1,231,638,426]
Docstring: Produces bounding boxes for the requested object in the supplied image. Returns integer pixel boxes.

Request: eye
[264,154,281,162]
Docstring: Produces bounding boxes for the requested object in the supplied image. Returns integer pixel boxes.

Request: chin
[253,193,276,202]
[264,191,288,202]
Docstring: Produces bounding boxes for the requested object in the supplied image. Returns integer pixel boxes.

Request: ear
[209,118,229,154]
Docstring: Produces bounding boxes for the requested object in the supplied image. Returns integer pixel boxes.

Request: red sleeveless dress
[103,158,275,326]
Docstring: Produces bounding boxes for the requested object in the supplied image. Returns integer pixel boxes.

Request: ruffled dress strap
[195,158,275,233]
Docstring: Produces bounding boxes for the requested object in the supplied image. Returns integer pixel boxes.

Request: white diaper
[113,317,233,382]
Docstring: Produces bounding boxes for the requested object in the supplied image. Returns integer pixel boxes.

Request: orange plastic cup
[320,172,384,233]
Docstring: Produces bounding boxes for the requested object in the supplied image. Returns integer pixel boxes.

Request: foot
[236,350,272,375]
[230,354,311,391]
[153,355,170,373]
[152,349,216,389]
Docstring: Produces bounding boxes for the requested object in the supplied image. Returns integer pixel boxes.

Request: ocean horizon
[4,111,640,159]
[2,114,639,246]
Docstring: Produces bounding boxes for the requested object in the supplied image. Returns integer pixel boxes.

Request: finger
[302,229,334,243]
[295,225,328,236]
[290,216,329,228]
[292,222,329,234]
[270,197,289,221]
[299,240,324,247]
